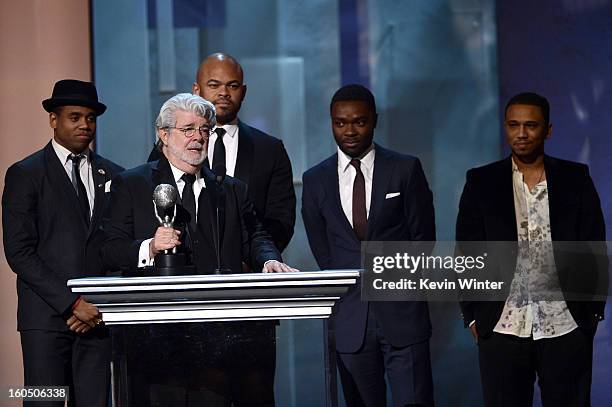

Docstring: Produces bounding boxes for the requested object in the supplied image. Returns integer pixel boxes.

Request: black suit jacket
[456,155,607,337]
[2,141,123,331]
[101,155,280,274]
[148,121,296,252]
[232,121,296,252]
[302,145,435,352]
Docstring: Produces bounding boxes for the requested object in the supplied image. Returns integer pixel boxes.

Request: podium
[68,270,359,406]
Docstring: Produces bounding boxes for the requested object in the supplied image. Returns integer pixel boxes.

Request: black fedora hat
[42,79,107,115]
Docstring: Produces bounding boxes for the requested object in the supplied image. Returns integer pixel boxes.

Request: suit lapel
[497,157,518,240]
[323,155,355,238]
[234,121,254,184]
[43,142,88,231]
[366,146,393,240]
[543,155,562,240]
[88,152,109,238]
[197,166,219,252]
[152,156,178,188]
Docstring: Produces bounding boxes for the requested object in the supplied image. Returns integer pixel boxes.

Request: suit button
[193,240,199,245]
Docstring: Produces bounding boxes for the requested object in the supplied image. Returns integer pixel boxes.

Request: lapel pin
[98,168,106,175]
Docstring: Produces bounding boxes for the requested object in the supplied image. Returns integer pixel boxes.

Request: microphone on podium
[213,164,226,185]
[212,165,230,274]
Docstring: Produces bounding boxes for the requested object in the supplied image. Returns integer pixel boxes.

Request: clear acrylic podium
[68,270,359,407]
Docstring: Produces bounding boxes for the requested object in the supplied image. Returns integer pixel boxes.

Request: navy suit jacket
[456,155,607,337]
[2,142,123,331]
[302,145,435,352]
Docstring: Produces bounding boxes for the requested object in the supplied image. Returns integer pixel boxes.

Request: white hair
[155,93,216,129]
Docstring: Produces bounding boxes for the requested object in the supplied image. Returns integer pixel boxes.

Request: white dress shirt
[208,124,239,176]
[137,162,206,267]
[337,146,375,227]
[52,138,95,216]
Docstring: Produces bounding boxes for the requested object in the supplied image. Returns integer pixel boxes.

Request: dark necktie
[68,154,90,227]
[181,173,197,231]
[350,159,367,240]
[212,127,227,170]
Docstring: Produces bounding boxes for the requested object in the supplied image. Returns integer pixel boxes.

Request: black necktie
[68,154,90,227]
[181,173,197,231]
[212,127,226,170]
[350,159,367,241]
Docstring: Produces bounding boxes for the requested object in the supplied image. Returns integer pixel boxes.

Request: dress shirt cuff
[468,320,476,328]
[71,296,82,310]
[138,238,154,268]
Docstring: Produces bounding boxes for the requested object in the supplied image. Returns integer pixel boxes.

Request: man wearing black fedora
[2,79,123,406]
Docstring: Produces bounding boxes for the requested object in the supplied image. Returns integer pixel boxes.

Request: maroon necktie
[350,159,367,240]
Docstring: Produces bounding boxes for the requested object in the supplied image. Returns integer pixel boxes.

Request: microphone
[213,164,226,185]
[212,164,227,274]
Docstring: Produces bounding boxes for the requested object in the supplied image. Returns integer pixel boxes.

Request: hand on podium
[262,260,299,273]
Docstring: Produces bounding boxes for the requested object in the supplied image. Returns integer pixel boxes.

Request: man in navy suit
[457,92,606,406]
[302,84,436,407]
[2,79,124,406]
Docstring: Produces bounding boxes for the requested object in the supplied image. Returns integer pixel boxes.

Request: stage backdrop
[0,1,93,403]
[497,1,612,405]
[89,0,611,405]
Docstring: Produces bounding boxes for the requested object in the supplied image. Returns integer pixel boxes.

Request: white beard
[167,140,207,166]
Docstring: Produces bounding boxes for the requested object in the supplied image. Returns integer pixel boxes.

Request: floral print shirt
[493,159,577,339]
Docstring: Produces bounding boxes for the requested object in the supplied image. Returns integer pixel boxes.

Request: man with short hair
[457,92,607,406]
[193,52,295,252]
[103,93,295,406]
[149,52,296,253]
[2,79,124,406]
[302,84,436,407]
[105,93,291,275]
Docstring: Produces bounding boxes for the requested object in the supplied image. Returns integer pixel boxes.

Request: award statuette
[151,184,196,275]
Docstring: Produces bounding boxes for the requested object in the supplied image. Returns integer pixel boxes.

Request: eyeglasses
[166,126,211,137]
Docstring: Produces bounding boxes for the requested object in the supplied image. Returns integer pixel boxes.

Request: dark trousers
[20,328,111,407]
[337,310,434,407]
[478,328,594,407]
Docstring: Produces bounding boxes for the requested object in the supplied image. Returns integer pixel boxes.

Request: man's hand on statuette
[149,226,181,258]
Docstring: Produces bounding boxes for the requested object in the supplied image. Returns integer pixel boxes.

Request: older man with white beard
[102,93,294,275]
[101,93,295,406]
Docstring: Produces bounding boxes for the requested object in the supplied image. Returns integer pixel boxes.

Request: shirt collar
[511,157,521,174]
[511,157,547,187]
[214,123,238,138]
[51,138,90,165]
[337,144,375,173]
[168,160,201,184]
